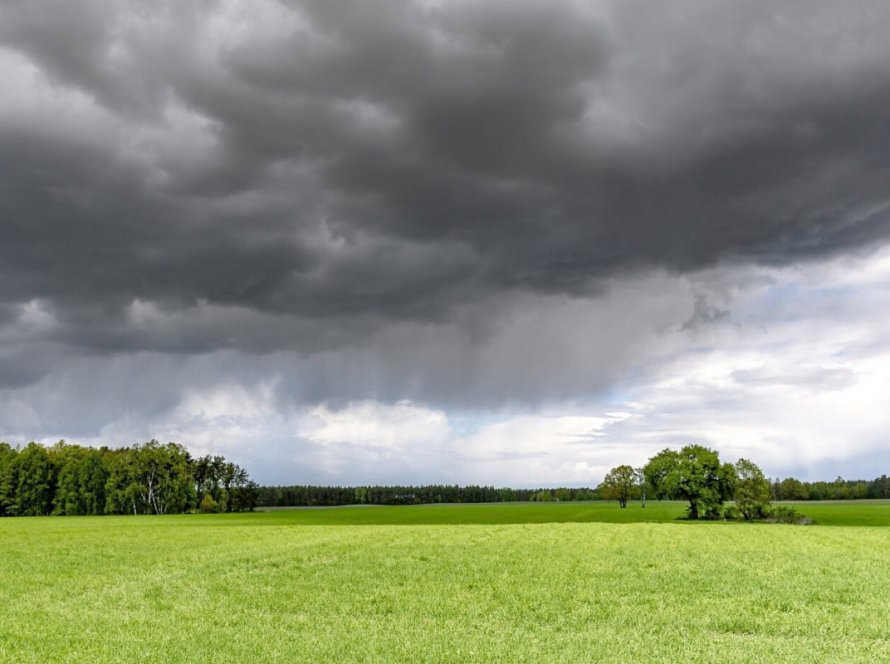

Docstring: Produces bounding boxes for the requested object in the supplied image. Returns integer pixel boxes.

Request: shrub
[198,493,218,513]
[765,505,812,525]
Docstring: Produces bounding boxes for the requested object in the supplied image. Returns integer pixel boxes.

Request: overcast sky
[2,0,889,485]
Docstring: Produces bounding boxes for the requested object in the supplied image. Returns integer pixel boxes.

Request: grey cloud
[731,366,858,392]
[0,347,61,389]
[2,0,890,389]
[0,276,694,447]
[681,295,729,331]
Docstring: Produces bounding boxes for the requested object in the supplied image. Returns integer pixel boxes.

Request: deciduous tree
[643,445,735,519]
[0,443,17,516]
[600,465,638,508]
[734,458,771,520]
[12,442,56,516]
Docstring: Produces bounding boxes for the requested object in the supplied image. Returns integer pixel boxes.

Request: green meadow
[1,501,889,663]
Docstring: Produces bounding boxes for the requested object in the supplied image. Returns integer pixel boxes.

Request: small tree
[601,465,638,508]
[734,458,771,520]
[198,493,218,513]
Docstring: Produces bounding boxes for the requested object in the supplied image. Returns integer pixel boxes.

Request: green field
[253,499,890,526]
[1,501,889,663]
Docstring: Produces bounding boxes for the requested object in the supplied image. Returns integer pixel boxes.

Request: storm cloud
[2,1,889,482]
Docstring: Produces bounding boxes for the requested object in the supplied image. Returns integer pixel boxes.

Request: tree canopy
[600,465,638,508]
[0,440,256,517]
[734,458,772,520]
[643,445,735,519]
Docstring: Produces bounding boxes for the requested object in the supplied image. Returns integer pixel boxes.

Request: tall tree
[0,443,18,516]
[600,465,638,508]
[54,445,88,515]
[192,454,252,513]
[644,445,736,519]
[104,448,143,515]
[133,441,194,515]
[733,458,771,520]
[642,449,680,501]
[12,442,56,516]
[51,442,107,516]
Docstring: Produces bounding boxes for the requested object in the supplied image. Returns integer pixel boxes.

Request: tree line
[0,440,257,516]
[769,475,890,500]
[256,484,600,507]
[255,470,888,511]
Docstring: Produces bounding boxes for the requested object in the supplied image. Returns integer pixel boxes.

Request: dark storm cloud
[2,0,890,357]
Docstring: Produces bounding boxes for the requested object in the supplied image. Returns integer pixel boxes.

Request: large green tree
[733,458,771,520]
[192,454,254,513]
[54,447,108,515]
[600,465,638,508]
[12,442,56,516]
[643,445,736,519]
[642,449,679,500]
[105,441,195,515]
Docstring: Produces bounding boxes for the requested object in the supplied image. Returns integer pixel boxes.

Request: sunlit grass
[774,499,890,526]
[253,499,688,524]
[0,501,888,662]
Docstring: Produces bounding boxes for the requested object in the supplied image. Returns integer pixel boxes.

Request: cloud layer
[2,1,889,482]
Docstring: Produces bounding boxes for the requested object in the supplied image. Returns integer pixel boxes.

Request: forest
[0,440,256,516]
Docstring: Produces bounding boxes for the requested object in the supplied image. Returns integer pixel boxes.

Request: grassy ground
[773,499,890,526]
[254,499,689,524]
[255,498,890,526]
[1,502,888,662]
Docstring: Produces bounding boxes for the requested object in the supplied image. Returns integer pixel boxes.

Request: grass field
[1,501,889,662]
[254,499,890,526]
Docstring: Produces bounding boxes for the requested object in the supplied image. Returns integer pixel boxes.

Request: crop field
[1,501,889,663]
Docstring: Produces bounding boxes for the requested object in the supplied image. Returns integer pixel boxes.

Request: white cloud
[296,400,450,449]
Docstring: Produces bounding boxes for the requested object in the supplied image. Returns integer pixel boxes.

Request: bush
[721,503,811,524]
[198,493,218,513]
[765,505,812,525]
